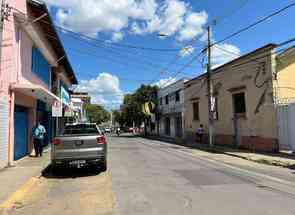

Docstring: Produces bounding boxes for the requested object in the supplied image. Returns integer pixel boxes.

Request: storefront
[11,84,60,161]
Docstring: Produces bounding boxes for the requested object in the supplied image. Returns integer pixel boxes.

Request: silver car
[51,123,107,170]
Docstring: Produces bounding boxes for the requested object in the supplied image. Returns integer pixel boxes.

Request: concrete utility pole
[206,26,214,147]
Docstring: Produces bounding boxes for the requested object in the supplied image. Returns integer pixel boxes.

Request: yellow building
[184,44,295,152]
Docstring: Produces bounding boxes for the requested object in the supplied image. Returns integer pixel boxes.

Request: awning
[11,83,61,105]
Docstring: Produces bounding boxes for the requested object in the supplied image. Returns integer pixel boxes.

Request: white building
[70,97,88,122]
[157,79,186,139]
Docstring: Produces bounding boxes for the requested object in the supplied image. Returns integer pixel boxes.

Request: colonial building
[157,79,186,139]
[0,0,77,167]
[184,44,295,152]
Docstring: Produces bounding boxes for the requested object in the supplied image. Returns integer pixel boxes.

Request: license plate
[70,160,86,165]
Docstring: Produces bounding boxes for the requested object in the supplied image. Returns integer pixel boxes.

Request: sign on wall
[64,105,73,117]
[52,99,62,117]
[61,86,70,106]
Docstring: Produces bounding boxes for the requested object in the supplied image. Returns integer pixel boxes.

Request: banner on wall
[61,86,70,106]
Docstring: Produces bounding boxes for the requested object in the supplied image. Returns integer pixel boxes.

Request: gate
[14,106,29,160]
[277,103,295,151]
[0,98,9,168]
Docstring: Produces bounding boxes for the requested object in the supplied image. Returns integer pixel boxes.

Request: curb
[143,136,294,168]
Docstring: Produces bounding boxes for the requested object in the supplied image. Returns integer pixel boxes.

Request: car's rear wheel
[101,159,107,172]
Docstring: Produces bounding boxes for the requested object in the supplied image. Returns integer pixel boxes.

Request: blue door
[14,106,28,160]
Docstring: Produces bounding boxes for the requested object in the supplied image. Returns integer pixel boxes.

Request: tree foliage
[84,104,110,125]
[114,85,158,127]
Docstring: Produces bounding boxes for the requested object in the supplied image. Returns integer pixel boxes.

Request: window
[63,124,101,135]
[193,102,199,121]
[31,47,50,86]
[233,92,246,115]
[165,95,169,105]
[175,91,180,102]
[160,97,163,105]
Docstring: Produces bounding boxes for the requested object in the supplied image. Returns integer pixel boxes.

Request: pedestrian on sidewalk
[196,124,204,144]
[32,120,46,157]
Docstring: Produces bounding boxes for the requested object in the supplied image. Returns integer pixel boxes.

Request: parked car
[51,123,107,171]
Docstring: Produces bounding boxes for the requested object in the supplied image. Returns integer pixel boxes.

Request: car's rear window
[63,124,100,135]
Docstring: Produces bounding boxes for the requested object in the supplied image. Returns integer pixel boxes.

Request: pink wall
[0,0,53,163]
[0,0,49,99]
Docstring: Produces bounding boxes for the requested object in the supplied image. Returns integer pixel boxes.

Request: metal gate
[14,106,29,160]
[0,98,9,168]
[277,103,295,151]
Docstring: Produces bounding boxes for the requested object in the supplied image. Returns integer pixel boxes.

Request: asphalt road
[110,135,295,215]
[3,134,295,215]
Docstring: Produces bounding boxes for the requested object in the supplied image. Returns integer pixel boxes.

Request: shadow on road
[42,164,104,179]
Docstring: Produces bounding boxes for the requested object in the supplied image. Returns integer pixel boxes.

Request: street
[2,135,295,215]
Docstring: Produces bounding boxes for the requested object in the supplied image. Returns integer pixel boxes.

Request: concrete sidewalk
[0,150,50,205]
[145,135,295,169]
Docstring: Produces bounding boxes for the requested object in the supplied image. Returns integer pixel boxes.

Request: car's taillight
[53,138,61,145]
[97,136,106,145]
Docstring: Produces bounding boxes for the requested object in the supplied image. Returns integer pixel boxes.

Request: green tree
[113,110,125,127]
[84,104,110,125]
[118,84,158,127]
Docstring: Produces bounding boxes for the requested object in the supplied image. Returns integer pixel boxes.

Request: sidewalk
[0,149,50,205]
[145,135,295,169]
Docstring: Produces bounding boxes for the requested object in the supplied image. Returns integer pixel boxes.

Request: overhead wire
[10,7,182,53]
[212,1,295,47]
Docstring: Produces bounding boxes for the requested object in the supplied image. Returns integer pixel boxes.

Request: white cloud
[177,11,208,41]
[43,0,158,37]
[75,73,124,106]
[112,32,124,42]
[152,77,177,88]
[212,43,241,68]
[179,45,194,57]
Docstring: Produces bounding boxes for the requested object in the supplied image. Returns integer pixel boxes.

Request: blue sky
[43,0,295,109]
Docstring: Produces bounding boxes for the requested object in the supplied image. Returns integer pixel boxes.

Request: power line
[11,7,182,53]
[6,18,195,77]
[212,1,295,47]
[158,51,205,88]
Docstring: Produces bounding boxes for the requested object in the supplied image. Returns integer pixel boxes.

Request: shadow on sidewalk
[41,164,104,179]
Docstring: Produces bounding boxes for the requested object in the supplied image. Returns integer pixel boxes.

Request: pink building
[0,0,77,168]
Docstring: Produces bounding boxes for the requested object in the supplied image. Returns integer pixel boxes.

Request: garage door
[14,106,28,160]
[0,98,9,168]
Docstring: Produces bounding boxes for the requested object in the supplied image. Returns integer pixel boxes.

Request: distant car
[104,127,111,133]
[51,123,107,171]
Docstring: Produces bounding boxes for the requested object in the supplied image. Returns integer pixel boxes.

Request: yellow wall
[184,46,278,141]
[275,51,295,103]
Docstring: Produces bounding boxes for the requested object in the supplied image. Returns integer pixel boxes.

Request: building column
[7,90,15,166]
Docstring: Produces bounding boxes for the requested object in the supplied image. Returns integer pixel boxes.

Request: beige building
[184,44,295,152]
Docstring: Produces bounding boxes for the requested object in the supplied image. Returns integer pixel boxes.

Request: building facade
[158,79,186,139]
[184,44,295,152]
[0,0,77,167]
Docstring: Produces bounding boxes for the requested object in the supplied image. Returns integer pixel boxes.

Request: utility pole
[206,26,214,147]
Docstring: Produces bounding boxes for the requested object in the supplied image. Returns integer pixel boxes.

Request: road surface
[2,135,295,215]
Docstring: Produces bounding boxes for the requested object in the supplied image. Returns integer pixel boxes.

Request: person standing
[196,124,205,144]
[32,121,46,157]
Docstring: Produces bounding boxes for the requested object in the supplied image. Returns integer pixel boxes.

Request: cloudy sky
[42,0,295,109]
